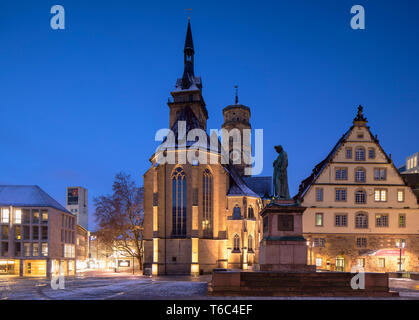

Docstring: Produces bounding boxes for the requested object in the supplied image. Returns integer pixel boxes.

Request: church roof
[155,106,223,158]
[0,185,70,213]
[243,176,272,198]
[226,165,259,197]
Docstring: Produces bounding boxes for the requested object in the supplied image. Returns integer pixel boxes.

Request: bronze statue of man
[273,145,290,200]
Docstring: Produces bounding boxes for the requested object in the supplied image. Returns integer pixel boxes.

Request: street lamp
[396,240,405,272]
[306,240,313,265]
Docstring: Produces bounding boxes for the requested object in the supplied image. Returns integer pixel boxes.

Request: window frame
[315,213,323,227]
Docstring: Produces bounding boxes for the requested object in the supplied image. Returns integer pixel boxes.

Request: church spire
[182,19,195,89]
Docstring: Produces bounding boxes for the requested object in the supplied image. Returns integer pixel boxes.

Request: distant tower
[66,187,88,230]
[222,86,252,176]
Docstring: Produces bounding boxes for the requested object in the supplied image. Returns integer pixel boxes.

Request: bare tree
[94,172,144,271]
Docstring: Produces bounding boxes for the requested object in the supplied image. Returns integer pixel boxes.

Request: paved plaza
[0,271,418,300]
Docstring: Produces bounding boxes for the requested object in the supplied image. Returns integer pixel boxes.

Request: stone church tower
[143,21,271,275]
[222,88,252,176]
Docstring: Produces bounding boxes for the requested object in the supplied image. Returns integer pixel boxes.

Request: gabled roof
[295,107,407,201]
[0,185,70,213]
[294,128,352,200]
[225,165,259,197]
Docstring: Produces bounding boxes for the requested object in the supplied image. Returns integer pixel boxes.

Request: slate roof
[225,165,259,197]
[0,185,69,213]
[243,176,272,198]
[156,105,223,155]
[294,128,352,200]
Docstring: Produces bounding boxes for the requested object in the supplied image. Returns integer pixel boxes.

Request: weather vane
[186,8,192,20]
[234,85,239,104]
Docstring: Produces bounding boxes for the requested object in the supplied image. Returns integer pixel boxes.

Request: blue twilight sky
[0,0,418,231]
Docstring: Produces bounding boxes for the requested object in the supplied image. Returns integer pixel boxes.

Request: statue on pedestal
[273,145,290,200]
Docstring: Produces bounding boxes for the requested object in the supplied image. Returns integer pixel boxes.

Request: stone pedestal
[259,199,315,272]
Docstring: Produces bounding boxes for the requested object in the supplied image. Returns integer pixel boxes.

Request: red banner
[371,249,405,256]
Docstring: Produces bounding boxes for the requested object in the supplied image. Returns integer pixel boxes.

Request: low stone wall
[208,271,398,297]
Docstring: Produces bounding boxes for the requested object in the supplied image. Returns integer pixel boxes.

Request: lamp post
[306,240,313,265]
[396,240,405,272]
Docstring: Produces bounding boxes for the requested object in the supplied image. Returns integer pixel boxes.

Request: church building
[142,21,271,275]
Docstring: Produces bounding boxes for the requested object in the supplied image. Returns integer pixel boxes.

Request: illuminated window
[14,226,21,240]
[355,213,368,229]
[375,214,389,227]
[378,258,385,268]
[399,214,406,228]
[41,243,48,257]
[315,258,322,267]
[172,167,186,237]
[374,189,387,202]
[1,208,9,224]
[397,190,405,202]
[355,147,365,161]
[355,168,366,182]
[32,210,39,223]
[355,190,367,204]
[315,213,323,227]
[357,258,365,267]
[316,188,323,202]
[14,209,22,224]
[202,169,213,237]
[41,210,48,223]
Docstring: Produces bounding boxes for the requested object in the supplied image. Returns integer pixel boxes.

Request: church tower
[167,20,208,130]
[222,87,252,176]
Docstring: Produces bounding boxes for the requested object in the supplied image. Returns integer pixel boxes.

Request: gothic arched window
[233,234,240,251]
[233,205,241,219]
[248,206,254,219]
[355,212,368,229]
[172,167,186,236]
[202,169,213,236]
[248,235,253,251]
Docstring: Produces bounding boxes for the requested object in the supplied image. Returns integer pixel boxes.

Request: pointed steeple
[182,19,195,89]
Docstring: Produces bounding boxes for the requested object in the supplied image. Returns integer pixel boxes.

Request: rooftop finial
[353,104,367,125]
[234,85,239,104]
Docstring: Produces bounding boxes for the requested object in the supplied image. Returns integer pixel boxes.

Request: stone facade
[143,21,266,275]
[298,107,419,273]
